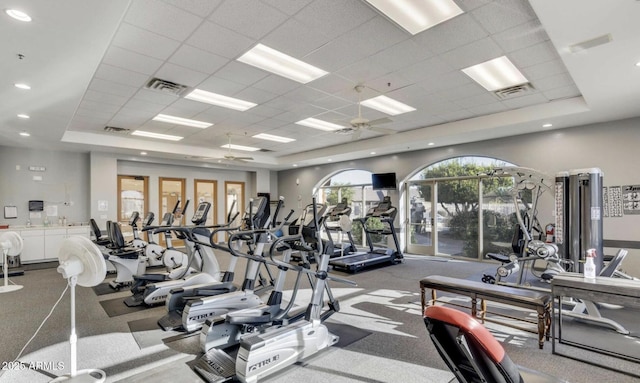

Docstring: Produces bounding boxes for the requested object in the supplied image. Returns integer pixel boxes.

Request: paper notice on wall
[608,186,623,217]
[622,185,640,215]
[98,200,108,211]
[46,205,58,217]
[29,212,42,219]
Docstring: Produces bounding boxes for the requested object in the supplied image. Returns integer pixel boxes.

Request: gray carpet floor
[0,254,638,382]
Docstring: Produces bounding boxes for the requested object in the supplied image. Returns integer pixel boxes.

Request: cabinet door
[67,227,90,238]
[20,230,46,263]
[44,229,67,260]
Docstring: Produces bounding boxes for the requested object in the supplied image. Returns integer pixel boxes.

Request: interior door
[407,181,435,255]
[159,177,185,247]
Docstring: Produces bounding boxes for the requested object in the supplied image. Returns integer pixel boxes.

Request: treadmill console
[369,196,396,219]
[328,198,351,219]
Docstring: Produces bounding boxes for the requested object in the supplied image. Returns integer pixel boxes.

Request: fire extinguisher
[545,223,555,243]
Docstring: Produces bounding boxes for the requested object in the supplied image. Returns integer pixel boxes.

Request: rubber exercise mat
[99,296,154,317]
[92,282,120,296]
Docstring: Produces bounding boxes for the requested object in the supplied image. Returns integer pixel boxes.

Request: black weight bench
[420,275,552,349]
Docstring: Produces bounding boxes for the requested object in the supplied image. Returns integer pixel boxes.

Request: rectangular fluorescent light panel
[253,133,295,143]
[462,56,529,92]
[361,95,416,116]
[237,43,328,84]
[131,130,183,141]
[185,89,257,111]
[221,143,260,152]
[152,113,212,128]
[295,117,344,132]
[365,0,463,35]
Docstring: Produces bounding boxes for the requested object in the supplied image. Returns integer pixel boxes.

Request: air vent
[493,83,535,99]
[104,126,130,133]
[145,77,189,96]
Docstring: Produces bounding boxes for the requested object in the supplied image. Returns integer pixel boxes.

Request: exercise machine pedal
[124,293,144,307]
[194,348,236,383]
[157,310,183,331]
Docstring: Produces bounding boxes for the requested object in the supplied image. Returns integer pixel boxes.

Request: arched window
[406,156,522,260]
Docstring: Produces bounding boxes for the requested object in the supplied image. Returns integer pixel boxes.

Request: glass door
[159,177,186,246]
[117,175,148,239]
[407,181,435,255]
[224,181,244,239]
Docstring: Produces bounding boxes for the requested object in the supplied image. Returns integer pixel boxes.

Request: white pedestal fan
[0,231,23,293]
[52,236,107,383]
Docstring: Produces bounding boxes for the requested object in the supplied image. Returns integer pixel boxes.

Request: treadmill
[329,196,403,273]
[323,198,359,258]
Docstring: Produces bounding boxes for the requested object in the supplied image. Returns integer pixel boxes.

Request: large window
[315,170,388,247]
[407,157,518,260]
[117,175,148,236]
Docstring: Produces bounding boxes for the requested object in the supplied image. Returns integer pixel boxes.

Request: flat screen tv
[371,173,397,190]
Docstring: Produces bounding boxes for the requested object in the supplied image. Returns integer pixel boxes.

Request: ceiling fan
[189,133,254,163]
[335,85,396,140]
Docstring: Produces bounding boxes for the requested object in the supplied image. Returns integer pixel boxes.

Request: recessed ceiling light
[361,95,416,116]
[364,0,463,35]
[19,131,30,137]
[635,61,640,67]
[542,123,553,128]
[253,133,295,143]
[185,89,257,111]
[428,142,435,146]
[237,43,328,84]
[293,164,298,167]
[221,143,260,152]
[131,130,183,141]
[370,151,376,155]
[5,9,31,22]
[152,114,212,128]
[295,117,344,131]
[327,159,332,162]
[14,83,31,90]
[17,114,30,119]
[140,151,147,155]
[462,56,528,92]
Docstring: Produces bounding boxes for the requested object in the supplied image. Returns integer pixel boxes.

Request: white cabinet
[44,229,67,260]
[0,226,90,264]
[19,229,46,263]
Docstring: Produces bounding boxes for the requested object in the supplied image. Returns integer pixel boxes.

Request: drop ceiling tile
[369,39,435,73]
[508,41,559,69]
[155,62,209,87]
[234,86,278,104]
[254,117,288,129]
[492,20,549,53]
[335,59,390,84]
[307,74,354,95]
[113,23,181,60]
[161,98,213,117]
[193,105,234,121]
[124,0,203,41]
[275,104,331,121]
[161,0,222,16]
[418,70,472,94]
[133,88,181,105]
[438,109,475,122]
[542,85,581,101]
[252,75,300,95]
[311,95,352,111]
[521,59,569,81]
[216,61,269,86]
[83,90,130,107]
[284,86,329,103]
[89,78,139,98]
[169,45,229,74]
[338,16,408,58]
[108,114,151,127]
[75,108,115,121]
[198,76,247,95]
[435,82,487,102]
[453,92,498,108]
[532,73,576,92]
[260,0,313,15]
[102,45,164,75]
[471,0,537,34]
[261,18,331,57]
[412,13,488,55]
[440,37,504,70]
[118,107,158,120]
[210,0,288,40]
[301,37,367,72]
[79,99,122,114]
[458,0,493,12]
[386,84,431,105]
[94,63,150,87]
[466,102,508,116]
[294,0,376,40]
[401,56,453,83]
[367,72,413,94]
[247,105,286,118]
[500,93,548,109]
[125,98,168,114]
[187,21,255,59]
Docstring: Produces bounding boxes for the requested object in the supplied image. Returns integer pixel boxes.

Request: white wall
[277,117,640,275]
[0,146,89,226]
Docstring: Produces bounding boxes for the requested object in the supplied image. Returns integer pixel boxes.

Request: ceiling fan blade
[369,126,397,135]
[351,130,362,140]
[367,117,392,125]
[232,156,253,161]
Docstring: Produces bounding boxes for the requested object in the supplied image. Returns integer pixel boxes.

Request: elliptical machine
[194,198,356,383]
[124,200,215,307]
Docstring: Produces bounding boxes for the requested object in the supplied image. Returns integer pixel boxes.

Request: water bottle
[584,248,597,280]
